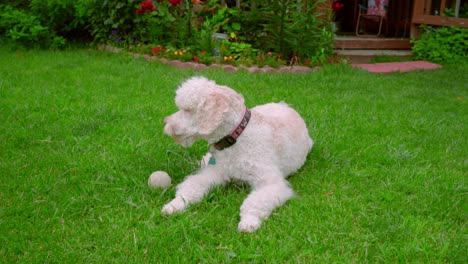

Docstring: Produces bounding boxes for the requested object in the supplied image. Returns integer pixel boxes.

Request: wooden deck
[334,36,413,63]
[334,36,412,50]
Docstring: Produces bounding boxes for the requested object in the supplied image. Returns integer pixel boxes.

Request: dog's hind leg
[238,178,294,232]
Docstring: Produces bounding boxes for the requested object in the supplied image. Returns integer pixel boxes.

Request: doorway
[333,0,414,38]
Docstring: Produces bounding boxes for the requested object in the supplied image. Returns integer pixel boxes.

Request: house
[329,0,468,62]
[219,0,467,62]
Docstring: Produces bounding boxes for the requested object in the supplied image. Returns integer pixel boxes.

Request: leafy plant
[134,2,175,45]
[220,41,255,59]
[460,3,468,18]
[255,51,285,68]
[166,1,194,48]
[0,5,65,49]
[411,25,468,64]
[442,7,455,17]
[209,6,241,38]
[87,0,140,44]
[196,21,215,54]
[0,0,336,65]
[440,4,468,18]
[28,0,92,40]
[238,0,333,64]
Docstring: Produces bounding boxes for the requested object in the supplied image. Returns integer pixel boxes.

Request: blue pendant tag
[208,156,216,165]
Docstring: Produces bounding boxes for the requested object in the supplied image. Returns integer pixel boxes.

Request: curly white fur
[163,76,313,232]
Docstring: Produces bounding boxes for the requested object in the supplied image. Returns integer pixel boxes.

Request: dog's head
[164,77,245,147]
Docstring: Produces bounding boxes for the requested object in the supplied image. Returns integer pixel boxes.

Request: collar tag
[208,156,216,165]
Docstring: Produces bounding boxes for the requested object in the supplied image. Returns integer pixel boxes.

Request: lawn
[0,47,466,263]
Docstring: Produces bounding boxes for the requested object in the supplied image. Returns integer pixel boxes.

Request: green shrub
[0,5,65,49]
[411,25,468,64]
[86,0,139,45]
[91,0,333,65]
[133,3,175,45]
[88,0,193,48]
[236,0,333,64]
[0,0,91,48]
[0,0,335,65]
[29,0,92,40]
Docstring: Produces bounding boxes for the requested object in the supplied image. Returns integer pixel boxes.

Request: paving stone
[352,60,442,73]
[290,66,312,73]
[247,66,261,73]
[193,63,208,71]
[158,58,169,64]
[223,65,238,72]
[178,62,197,69]
[259,66,276,73]
[167,60,183,67]
[278,66,293,73]
[209,64,222,69]
[238,65,250,72]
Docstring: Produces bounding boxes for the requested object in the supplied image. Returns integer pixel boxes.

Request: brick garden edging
[99,45,320,74]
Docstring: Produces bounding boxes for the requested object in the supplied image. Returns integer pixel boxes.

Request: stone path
[352,60,442,73]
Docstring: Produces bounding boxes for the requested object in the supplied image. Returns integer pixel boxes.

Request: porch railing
[411,0,468,38]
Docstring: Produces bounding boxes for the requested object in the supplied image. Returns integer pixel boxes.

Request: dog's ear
[196,92,229,135]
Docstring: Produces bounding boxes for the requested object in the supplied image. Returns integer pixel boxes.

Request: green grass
[370,55,414,63]
[0,47,466,263]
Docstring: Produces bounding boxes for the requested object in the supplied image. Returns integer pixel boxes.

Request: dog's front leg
[238,179,294,232]
[162,167,227,215]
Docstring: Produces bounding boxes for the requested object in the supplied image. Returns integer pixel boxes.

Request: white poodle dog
[162,76,313,232]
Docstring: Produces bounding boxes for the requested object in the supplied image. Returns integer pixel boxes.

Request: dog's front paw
[162,197,187,215]
[238,216,262,233]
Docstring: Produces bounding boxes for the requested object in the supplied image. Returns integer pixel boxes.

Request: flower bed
[105,0,336,67]
[100,44,320,73]
[0,0,338,66]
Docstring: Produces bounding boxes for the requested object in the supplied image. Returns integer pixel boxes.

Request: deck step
[334,49,413,64]
[334,36,412,50]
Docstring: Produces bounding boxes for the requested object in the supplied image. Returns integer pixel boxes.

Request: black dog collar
[213,108,251,151]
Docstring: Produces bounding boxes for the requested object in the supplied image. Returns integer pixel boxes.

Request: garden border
[99,45,320,74]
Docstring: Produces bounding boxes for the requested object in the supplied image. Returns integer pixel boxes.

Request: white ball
[148,171,171,189]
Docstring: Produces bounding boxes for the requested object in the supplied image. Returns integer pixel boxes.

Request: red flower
[151,46,163,54]
[141,0,153,9]
[192,0,201,3]
[168,0,181,6]
[332,1,344,12]
[136,0,158,15]
[192,56,200,63]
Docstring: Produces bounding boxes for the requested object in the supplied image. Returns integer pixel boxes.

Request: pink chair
[355,0,389,37]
